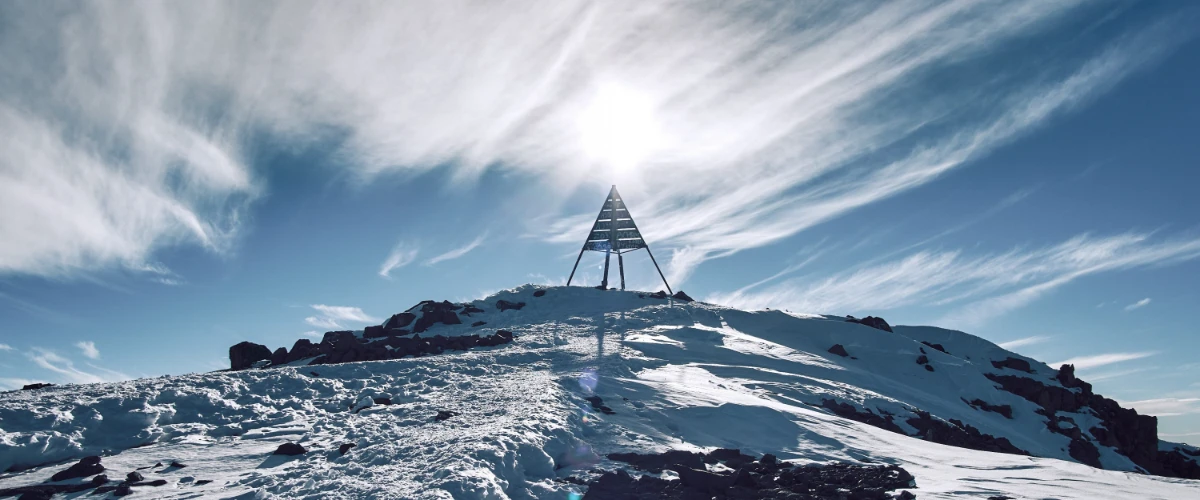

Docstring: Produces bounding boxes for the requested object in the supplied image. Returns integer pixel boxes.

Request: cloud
[301,331,322,338]
[997,336,1051,351]
[1,1,1186,284]
[709,231,1200,325]
[1123,398,1200,417]
[25,348,129,385]
[1124,297,1152,311]
[1051,351,1156,370]
[305,304,379,330]
[379,241,419,279]
[75,341,100,359]
[426,233,487,266]
[0,343,12,351]
[0,378,38,390]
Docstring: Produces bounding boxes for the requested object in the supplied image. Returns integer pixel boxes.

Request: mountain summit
[2,285,1197,498]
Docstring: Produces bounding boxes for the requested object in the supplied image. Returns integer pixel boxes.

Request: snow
[1,285,1197,498]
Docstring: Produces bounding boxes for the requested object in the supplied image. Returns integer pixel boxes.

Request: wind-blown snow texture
[2,285,1198,498]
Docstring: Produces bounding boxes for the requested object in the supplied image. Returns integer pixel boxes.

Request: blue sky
[1,1,1198,443]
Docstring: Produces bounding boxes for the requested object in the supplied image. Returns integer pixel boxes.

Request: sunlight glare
[578,83,660,172]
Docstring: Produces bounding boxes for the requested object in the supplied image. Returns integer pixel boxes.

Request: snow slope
[1,285,1198,498]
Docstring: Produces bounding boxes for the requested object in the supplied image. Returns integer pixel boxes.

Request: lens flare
[578,369,598,393]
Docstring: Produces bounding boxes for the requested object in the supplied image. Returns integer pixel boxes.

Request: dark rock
[533,289,546,297]
[338,443,357,455]
[821,399,905,434]
[462,305,485,314]
[435,410,459,421]
[607,450,706,473]
[846,315,893,332]
[648,290,668,299]
[373,397,392,405]
[18,491,54,500]
[363,325,387,338]
[114,483,132,496]
[383,312,416,330]
[899,491,917,500]
[194,480,213,486]
[924,364,935,372]
[907,412,1028,456]
[916,355,929,365]
[322,330,357,349]
[991,357,1033,373]
[584,395,616,415]
[497,300,526,311]
[229,341,272,370]
[169,461,187,469]
[50,456,104,482]
[921,341,948,354]
[126,471,144,483]
[20,383,53,390]
[828,344,849,357]
[286,339,317,363]
[496,330,514,341]
[273,442,307,456]
[1069,438,1102,468]
[672,291,694,302]
[965,398,1013,419]
[91,475,108,485]
[471,321,486,327]
[760,453,777,466]
[270,347,288,366]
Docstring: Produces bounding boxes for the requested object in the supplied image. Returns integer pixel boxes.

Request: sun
[578,83,660,172]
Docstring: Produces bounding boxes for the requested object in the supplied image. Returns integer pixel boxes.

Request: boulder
[827,344,849,357]
[229,341,272,370]
[462,305,485,314]
[20,383,53,390]
[383,312,416,330]
[916,355,929,365]
[672,291,694,302]
[50,456,104,482]
[286,339,317,362]
[126,471,144,483]
[338,443,356,455]
[270,347,288,366]
[497,300,525,311]
[846,315,893,332]
[273,442,307,456]
[533,289,546,297]
[363,325,387,338]
[921,341,948,354]
[648,291,668,299]
[91,474,109,485]
[435,410,459,421]
[114,484,132,496]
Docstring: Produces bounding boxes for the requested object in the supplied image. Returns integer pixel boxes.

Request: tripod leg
[567,246,587,286]
[619,253,626,290]
[601,248,611,289]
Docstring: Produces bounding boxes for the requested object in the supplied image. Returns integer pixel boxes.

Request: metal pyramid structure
[567,185,672,293]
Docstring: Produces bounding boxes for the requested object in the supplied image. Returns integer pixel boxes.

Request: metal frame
[567,185,672,294]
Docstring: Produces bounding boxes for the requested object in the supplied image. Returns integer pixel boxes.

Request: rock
[921,341,948,354]
[194,480,213,486]
[273,442,308,456]
[991,357,1033,373]
[607,450,706,473]
[1069,437,1102,468]
[435,410,459,421]
[338,443,356,455]
[846,315,893,332]
[672,291,694,302]
[114,483,132,496]
[533,289,546,297]
[462,305,485,314]
[363,325,387,338]
[899,491,917,500]
[648,290,668,299]
[126,471,144,483]
[322,330,357,349]
[924,364,935,372]
[50,456,104,482]
[20,383,53,390]
[373,397,392,405]
[229,341,272,370]
[169,460,187,468]
[270,347,288,365]
[916,355,929,365]
[496,330,514,341]
[584,395,616,414]
[965,398,1013,419]
[828,344,849,357]
[286,339,318,362]
[497,300,525,311]
[471,321,486,327]
[91,474,109,485]
[17,491,53,500]
[383,312,416,330]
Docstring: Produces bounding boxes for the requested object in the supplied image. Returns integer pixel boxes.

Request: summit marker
[566,185,672,293]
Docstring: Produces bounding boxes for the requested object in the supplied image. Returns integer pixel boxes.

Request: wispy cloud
[0,343,12,351]
[25,348,129,385]
[379,241,419,279]
[0,377,38,390]
[1123,398,1200,417]
[709,232,1200,326]
[0,2,1186,284]
[1124,297,1152,311]
[426,233,487,266]
[304,304,379,330]
[1051,351,1156,370]
[75,341,100,360]
[998,336,1052,351]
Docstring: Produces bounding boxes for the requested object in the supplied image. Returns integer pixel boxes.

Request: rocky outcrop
[20,383,53,390]
[672,291,694,302]
[587,448,915,500]
[273,442,307,456]
[228,342,271,370]
[533,289,546,297]
[496,300,525,311]
[906,412,1027,456]
[50,456,104,481]
[820,399,904,434]
[964,398,1013,419]
[990,357,1032,373]
[921,341,948,354]
[846,315,893,333]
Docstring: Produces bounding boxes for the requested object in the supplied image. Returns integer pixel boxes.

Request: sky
[0,1,1198,444]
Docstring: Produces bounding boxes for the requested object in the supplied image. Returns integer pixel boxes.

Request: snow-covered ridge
[1,285,1197,498]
